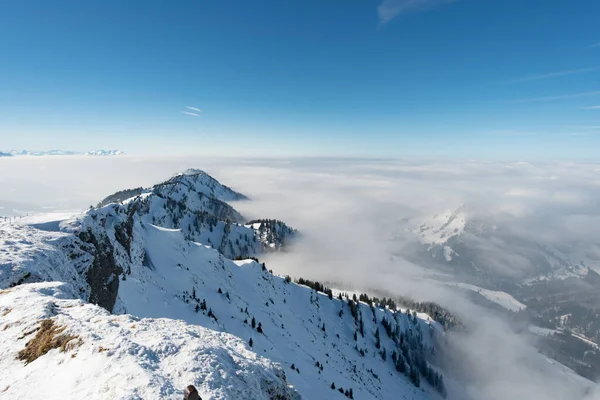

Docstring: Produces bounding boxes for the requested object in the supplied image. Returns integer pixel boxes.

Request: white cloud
[186,106,202,113]
[515,90,600,103]
[486,129,537,136]
[507,67,600,83]
[377,0,455,24]
[590,42,600,48]
[181,111,199,117]
[584,105,600,110]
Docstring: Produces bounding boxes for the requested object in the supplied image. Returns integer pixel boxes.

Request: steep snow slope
[0,282,299,400]
[445,282,526,312]
[113,223,441,399]
[0,223,90,297]
[0,217,444,399]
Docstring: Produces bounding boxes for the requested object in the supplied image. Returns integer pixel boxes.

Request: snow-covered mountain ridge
[0,170,447,399]
[94,169,295,258]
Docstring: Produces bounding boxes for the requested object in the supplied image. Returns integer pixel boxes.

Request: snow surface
[411,209,466,247]
[0,218,440,399]
[0,282,298,400]
[445,283,526,312]
[115,222,439,399]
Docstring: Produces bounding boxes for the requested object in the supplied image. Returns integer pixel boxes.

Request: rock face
[77,229,122,312]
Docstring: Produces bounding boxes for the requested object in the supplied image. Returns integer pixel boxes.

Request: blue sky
[0,0,599,159]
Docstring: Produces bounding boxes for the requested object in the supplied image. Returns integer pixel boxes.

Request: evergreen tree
[252,316,256,329]
[331,382,335,390]
[375,327,381,349]
[359,316,365,337]
[248,338,253,347]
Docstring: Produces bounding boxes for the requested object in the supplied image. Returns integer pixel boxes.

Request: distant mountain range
[0,149,125,156]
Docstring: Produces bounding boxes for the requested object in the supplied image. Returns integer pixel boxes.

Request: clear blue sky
[1,0,599,159]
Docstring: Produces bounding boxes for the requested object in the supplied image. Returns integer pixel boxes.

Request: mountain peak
[156,169,248,202]
[181,168,207,176]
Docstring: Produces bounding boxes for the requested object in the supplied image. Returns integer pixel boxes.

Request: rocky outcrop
[77,229,122,312]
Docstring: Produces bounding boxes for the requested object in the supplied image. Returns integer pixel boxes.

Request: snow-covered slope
[0,219,445,399]
[0,282,299,400]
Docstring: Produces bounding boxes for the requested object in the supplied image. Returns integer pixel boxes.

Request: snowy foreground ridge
[0,170,443,400]
[0,282,298,400]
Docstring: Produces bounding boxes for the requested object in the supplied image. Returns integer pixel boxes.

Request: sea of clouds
[1,155,599,399]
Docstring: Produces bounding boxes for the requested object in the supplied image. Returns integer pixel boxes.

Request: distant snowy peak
[411,207,467,246]
[84,149,126,156]
[7,149,80,156]
[2,149,125,156]
[0,151,12,157]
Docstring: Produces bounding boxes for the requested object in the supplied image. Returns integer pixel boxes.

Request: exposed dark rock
[78,229,123,312]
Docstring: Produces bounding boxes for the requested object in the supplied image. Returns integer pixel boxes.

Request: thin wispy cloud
[377,0,456,24]
[514,90,600,103]
[590,42,600,48]
[583,105,600,110]
[181,111,200,117]
[186,106,202,113]
[566,125,600,130]
[487,129,537,137]
[507,67,600,83]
